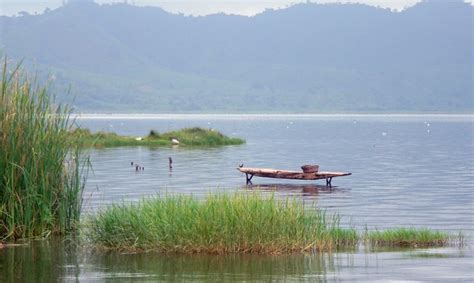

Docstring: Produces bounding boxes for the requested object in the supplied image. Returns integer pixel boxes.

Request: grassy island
[85,193,358,254]
[86,193,456,254]
[72,127,245,147]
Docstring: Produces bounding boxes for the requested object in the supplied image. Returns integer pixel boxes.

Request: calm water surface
[1,114,473,282]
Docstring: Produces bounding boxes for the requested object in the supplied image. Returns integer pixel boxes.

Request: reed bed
[72,127,244,147]
[0,59,87,240]
[365,228,451,248]
[85,193,358,254]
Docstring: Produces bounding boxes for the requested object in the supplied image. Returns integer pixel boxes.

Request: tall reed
[0,59,87,240]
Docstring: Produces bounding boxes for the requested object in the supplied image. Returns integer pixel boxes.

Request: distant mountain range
[0,0,472,113]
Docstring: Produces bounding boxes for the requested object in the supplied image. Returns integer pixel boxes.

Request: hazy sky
[0,0,471,16]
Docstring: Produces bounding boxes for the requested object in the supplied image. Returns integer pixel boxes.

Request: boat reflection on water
[243,183,350,196]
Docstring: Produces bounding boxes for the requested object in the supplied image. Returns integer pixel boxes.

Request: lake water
[1,114,473,281]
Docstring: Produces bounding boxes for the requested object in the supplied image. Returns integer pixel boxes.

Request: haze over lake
[1,0,472,113]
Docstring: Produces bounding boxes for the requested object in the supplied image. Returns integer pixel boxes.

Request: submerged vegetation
[71,127,245,147]
[85,193,358,254]
[0,60,87,240]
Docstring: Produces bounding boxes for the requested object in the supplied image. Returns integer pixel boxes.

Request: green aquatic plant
[0,59,88,240]
[159,127,245,146]
[365,227,451,248]
[71,128,169,147]
[85,193,357,254]
[85,192,458,254]
[71,127,244,147]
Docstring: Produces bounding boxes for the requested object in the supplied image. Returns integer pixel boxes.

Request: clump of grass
[0,59,88,240]
[72,127,244,147]
[159,127,245,146]
[71,128,169,147]
[85,193,357,254]
[365,228,451,248]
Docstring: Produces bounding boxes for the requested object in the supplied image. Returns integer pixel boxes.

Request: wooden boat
[237,166,351,186]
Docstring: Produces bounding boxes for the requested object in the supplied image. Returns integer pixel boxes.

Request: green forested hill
[1,0,472,113]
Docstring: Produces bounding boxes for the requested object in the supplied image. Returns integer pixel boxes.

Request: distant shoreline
[73,113,474,120]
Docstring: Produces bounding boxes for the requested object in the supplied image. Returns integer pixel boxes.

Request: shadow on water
[87,252,342,282]
[0,238,80,282]
[0,240,353,282]
[407,252,466,259]
[244,183,351,196]
[0,238,468,281]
